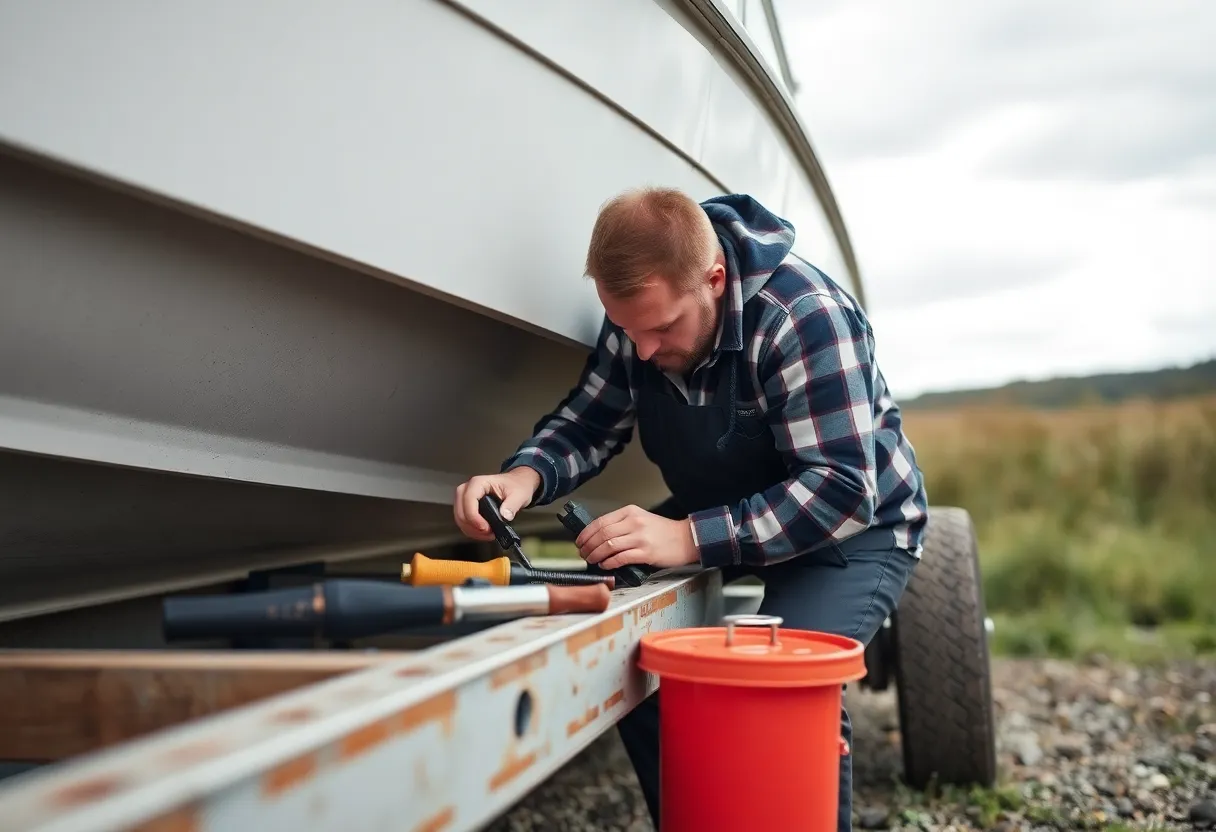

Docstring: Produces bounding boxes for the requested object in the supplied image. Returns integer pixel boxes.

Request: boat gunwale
[673,0,866,306]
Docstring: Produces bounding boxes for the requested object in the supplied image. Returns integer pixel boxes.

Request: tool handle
[401,552,512,586]
[323,581,448,639]
[163,585,322,641]
[557,500,597,537]
[163,580,448,642]
[479,494,522,552]
[546,583,612,615]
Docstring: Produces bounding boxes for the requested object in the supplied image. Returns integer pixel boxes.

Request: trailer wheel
[893,505,997,790]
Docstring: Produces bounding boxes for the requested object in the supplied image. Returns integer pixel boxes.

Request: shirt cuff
[501,452,562,506]
[689,505,740,568]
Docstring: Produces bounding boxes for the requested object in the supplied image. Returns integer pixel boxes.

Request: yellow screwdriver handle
[400,552,512,586]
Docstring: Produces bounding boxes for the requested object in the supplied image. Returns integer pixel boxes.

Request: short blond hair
[584,186,718,297]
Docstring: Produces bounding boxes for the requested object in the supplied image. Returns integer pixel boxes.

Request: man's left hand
[575,505,700,570]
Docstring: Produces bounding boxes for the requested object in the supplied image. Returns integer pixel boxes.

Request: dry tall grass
[903,395,1216,658]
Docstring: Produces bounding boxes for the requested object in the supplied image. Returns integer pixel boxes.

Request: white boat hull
[0,0,863,620]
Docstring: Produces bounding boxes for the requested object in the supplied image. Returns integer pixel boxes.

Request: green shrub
[904,396,1216,658]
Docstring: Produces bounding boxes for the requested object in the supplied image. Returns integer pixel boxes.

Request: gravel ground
[484,656,1216,831]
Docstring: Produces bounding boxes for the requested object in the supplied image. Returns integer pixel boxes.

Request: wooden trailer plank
[0,650,397,761]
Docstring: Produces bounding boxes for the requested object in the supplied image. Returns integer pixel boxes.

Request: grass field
[523,395,1216,661]
[903,394,1216,661]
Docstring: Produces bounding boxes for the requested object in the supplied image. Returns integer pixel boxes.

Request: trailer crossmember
[0,570,721,832]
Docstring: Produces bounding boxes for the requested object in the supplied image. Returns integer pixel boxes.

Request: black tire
[893,505,997,790]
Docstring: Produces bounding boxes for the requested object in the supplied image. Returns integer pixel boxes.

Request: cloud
[774,0,1216,397]
[1165,164,1216,210]
[985,89,1216,183]
[779,0,1216,180]
[863,251,1079,311]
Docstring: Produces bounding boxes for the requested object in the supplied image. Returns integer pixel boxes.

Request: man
[453,187,928,831]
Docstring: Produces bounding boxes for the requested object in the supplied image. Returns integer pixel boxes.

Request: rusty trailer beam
[0,569,722,832]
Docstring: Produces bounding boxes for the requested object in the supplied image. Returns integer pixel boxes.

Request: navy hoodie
[503,194,929,567]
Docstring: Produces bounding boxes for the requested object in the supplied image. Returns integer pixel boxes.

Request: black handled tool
[399,551,615,589]
[557,500,657,588]
[162,578,611,642]
[478,493,533,569]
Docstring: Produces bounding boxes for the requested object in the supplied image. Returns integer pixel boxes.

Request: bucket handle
[721,613,783,647]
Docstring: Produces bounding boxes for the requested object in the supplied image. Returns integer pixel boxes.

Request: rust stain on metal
[272,706,317,725]
[340,715,394,760]
[489,748,538,792]
[490,651,547,689]
[412,806,455,832]
[525,617,565,629]
[566,705,600,737]
[130,806,200,832]
[262,752,317,798]
[400,689,457,737]
[50,774,124,806]
[396,665,434,677]
[161,739,227,767]
[604,689,626,710]
[633,590,677,622]
[565,614,624,657]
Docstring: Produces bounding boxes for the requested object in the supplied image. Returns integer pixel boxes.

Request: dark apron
[621,351,894,831]
[635,352,862,573]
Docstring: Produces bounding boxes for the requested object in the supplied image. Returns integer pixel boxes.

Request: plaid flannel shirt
[501,195,929,568]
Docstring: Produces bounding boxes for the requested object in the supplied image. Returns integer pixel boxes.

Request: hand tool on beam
[400,552,614,589]
[557,500,658,588]
[478,494,533,568]
[161,579,611,642]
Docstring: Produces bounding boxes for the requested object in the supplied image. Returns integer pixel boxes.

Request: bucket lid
[638,614,867,688]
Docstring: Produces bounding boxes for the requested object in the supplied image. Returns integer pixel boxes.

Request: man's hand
[575,504,699,570]
[454,467,541,541]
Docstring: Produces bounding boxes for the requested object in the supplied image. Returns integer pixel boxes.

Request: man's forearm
[499,320,637,506]
[688,467,875,568]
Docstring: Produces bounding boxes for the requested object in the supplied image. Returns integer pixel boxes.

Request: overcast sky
[776,0,1216,398]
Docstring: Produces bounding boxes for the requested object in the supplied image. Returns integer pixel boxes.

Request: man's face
[597,265,725,375]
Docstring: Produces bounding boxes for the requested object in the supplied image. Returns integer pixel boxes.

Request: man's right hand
[453,466,542,541]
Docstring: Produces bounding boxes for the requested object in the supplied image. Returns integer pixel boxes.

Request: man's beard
[652,295,719,375]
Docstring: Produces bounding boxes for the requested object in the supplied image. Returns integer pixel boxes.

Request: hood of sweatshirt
[693,194,801,448]
[698,193,798,357]
[700,193,797,314]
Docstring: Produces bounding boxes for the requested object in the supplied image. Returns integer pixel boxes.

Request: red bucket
[638,613,866,832]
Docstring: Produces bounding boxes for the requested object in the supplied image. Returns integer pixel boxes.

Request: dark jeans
[617,526,919,831]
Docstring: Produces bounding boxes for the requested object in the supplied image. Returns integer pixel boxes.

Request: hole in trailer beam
[514,689,534,738]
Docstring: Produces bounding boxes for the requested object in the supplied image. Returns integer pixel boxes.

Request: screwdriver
[400,551,615,589]
[162,579,612,642]
[478,494,533,568]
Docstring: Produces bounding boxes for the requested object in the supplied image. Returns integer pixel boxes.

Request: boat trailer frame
[0,569,723,832]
